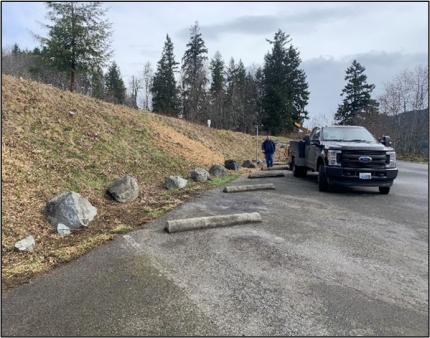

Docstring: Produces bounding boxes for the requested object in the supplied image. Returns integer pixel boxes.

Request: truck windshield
[322,127,377,143]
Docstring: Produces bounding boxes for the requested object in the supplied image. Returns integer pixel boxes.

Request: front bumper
[325,166,398,187]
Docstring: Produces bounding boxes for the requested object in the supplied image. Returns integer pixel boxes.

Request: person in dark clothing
[262,133,276,167]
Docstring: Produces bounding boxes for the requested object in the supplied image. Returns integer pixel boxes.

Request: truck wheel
[318,164,329,192]
[300,167,307,177]
[293,164,306,177]
[379,186,390,194]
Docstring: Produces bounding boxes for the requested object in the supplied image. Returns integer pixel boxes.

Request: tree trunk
[69,3,76,92]
[69,68,75,92]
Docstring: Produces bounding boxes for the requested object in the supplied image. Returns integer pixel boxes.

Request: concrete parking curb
[166,212,262,233]
[223,184,275,193]
[262,165,289,171]
[248,171,286,178]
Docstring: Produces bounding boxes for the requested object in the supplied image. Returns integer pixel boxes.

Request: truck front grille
[341,150,387,168]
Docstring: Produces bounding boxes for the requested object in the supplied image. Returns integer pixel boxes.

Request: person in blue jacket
[262,132,276,168]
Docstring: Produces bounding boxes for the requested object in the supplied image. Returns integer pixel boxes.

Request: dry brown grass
[2,75,270,288]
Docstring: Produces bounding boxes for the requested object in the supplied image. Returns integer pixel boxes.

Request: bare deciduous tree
[379,65,428,116]
[129,75,142,109]
[375,65,429,157]
[142,62,153,111]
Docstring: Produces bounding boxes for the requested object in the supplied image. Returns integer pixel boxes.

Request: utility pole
[255,123,263,162]
[256,124,259,162]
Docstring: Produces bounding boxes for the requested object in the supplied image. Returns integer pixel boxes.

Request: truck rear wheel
[293,163,307,177]
[318,164,329,192]
[379,186,390,194]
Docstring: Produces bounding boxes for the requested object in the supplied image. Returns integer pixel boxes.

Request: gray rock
[242,160,257,168]
[46,192,97,229]
[190,168,210,182]
[209,164,228,177]
[57,223,71,237]
[107,175,139,203]
[165,176,188,190]
[15,235,35,252]
[224,160,240,171]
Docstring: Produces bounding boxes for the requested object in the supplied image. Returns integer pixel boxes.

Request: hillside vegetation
[2,75,289,288]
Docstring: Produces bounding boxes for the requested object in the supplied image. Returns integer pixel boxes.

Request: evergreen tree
[223,58,247,131]
[210,51,225,97]
[105,62,126,104]
[181,22,208,122]
[243,70,261,133]
[38,2,111,92]
[209,51,225,128]
[234,60,247,131]
[335,60,378,125]
[262,30,309,134]
[224,58,237,129]
[286,46,309,125]
[151,35,179,115]
[12,43,21,56]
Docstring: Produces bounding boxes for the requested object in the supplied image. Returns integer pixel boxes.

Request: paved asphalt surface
[2,161,428,336]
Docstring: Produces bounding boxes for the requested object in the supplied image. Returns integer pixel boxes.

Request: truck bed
[288,140,307,167]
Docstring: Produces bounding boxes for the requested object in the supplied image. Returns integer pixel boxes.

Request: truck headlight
[386,151,396,168]
[327,150,342,166]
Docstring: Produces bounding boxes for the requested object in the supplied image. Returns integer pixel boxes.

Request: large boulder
[46,192,97,229]
[242,160,257,168]
[107,175,139,203]
[190,168,210,182]
[165,176,188,190]
[224,160,240,171]
[15,235,35,252]
[209,164,228,177]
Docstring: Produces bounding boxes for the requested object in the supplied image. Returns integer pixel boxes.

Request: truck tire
[293,163,307,177]
[318,164,329,192]
[379,186,390,194]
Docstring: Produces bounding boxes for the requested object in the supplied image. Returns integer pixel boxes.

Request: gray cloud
[302,51,428,127]
[177,5,369,40]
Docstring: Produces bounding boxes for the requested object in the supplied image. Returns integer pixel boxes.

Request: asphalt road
[2,161,428,336]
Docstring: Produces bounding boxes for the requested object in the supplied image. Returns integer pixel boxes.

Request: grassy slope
[2,75,288,288]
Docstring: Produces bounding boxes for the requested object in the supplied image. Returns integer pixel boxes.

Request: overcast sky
[3,1,428,126]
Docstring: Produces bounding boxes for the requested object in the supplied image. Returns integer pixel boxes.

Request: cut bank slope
[2,75,277,288]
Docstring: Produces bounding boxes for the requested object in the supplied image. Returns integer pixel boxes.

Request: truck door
[306,128,320,170]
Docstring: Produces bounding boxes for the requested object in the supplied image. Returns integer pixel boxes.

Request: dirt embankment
[2,75,280,288]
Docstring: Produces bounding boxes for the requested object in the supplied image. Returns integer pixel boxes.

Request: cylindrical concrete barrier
[223,183,275,193]
[263,165,289,171]
[166,212,262,233]
[248,171,286,178]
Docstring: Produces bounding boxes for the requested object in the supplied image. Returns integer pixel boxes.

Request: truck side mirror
[380,135,392,146]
